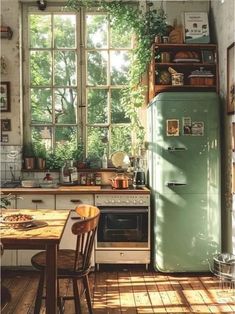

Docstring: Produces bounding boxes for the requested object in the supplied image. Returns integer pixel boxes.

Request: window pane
[29,15,51,48]
[54,88,77,124]
[110,51,130,85]
[32,126,52,151]
[87,127,107,159]
[54,51,76,86]
[31,88,52,123]
[87,89,108,124]
[55,126,77,146]
[86,15,107,49]
[87,51,107,85]
[30,51,52,86]
[110,126,131,154]
[54,15,76,48]
[111,89,130,123]
[110,27,133,48]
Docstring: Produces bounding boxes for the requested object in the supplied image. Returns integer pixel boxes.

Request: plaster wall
[210,0,235,252]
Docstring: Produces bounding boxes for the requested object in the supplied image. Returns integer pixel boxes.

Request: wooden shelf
[149,43,218,100]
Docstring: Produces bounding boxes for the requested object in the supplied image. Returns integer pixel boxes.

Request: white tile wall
[1,145,22,181]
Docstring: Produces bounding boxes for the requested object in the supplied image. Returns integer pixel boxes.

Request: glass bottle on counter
[101,148,108,169]
[61,160,78,184]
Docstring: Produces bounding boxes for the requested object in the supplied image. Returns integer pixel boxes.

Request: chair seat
[31,249,85,275]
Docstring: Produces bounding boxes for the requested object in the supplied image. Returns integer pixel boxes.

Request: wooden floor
[1,265,235,314]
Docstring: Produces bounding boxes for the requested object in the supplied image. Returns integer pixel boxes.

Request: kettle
[110,172,130,189]
[133,170,145,188]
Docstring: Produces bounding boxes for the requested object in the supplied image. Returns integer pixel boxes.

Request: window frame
[22,4,133,159]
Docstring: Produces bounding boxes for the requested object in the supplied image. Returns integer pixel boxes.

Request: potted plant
[23,143,35,170]
[34,143,47,170]
[72,143,85,168]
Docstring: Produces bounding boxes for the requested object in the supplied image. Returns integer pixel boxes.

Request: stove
[94,192,150,270]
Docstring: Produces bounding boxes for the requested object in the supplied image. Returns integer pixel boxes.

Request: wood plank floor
[1,265,235,314]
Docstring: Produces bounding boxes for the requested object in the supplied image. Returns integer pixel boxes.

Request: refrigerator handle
[167,147,187,151]
[166,182,187,187]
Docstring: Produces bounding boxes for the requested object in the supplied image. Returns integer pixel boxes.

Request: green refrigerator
[147,92,221,272]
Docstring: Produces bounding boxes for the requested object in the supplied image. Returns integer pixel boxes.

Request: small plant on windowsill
[34,143,47,170]
[66,0,167,153]
[23,143,36,170]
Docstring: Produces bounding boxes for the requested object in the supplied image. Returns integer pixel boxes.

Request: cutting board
[58,185,101,191]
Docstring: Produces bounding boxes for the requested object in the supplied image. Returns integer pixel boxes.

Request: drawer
[56,194,94,210]
[16,194,55,209]
[95,250,150,264]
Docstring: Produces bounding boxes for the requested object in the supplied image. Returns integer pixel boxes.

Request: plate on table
[1,213,34,228]
[111,151,130,168]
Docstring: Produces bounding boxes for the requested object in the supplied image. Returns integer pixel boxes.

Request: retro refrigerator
[147,92,221,272]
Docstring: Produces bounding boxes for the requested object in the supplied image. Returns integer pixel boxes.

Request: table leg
[46,243,57,314]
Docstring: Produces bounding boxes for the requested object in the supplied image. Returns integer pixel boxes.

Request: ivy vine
[67,0,167,153]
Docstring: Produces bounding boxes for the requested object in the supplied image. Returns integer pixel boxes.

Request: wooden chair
[31,204,100,314]
[1,242,12,310]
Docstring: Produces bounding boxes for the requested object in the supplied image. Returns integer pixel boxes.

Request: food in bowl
[2,213,34,228]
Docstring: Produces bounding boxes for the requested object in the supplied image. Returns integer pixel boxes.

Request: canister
[171,73,184,86]
[161,52,171,63]
[80,173,87,185]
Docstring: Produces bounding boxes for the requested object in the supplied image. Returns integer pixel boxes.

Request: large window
[23,5,133,161]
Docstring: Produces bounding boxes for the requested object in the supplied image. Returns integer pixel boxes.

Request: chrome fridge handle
[166,182,187,187]
[167,147,187,151]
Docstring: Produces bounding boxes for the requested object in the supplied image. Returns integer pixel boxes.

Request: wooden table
[0,209,70,314]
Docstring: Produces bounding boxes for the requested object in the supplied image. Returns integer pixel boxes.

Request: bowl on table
[1,213,34,229]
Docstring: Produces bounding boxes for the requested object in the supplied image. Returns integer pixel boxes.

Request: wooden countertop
[1,185,150,195]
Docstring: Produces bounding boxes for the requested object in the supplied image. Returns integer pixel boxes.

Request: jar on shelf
[171,73,184,86]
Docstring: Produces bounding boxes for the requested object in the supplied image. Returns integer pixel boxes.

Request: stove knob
[126,200,129,204]
[111,200,115,204]
[117,200,121,203]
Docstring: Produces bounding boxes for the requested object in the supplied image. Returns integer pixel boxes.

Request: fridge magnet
[182,117,192,135]
[166,119,179,136]
[191,121,204,136]
[183,12,210,44]
[1,118,11,131]
[0,81,10,112]
[227,42,234,114]
[1,134,9,143]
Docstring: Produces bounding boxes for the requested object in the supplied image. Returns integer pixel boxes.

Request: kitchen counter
[0,185,150,195]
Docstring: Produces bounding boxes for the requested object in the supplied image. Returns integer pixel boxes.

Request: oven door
[96,207,149,248]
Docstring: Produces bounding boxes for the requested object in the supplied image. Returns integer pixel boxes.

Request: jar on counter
[95,173,102,186]
[80,173,87,185]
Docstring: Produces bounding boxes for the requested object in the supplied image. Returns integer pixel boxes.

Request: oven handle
[98,207,149,213]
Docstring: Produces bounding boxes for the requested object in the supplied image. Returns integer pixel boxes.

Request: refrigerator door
[149,92,221,272]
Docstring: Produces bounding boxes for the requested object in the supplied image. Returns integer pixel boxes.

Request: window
[22,5,133,162]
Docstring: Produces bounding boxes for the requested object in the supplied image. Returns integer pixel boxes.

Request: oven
[95,194,150,269]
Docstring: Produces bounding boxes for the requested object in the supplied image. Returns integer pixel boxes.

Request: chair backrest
[72,204,100,272]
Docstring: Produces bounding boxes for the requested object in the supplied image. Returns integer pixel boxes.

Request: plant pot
[37,157,46,170]
[24,157,35,170]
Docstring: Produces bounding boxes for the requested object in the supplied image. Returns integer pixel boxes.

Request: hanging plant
[67,0,167,152]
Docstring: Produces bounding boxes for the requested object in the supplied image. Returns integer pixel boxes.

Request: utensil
[111,151,130,168]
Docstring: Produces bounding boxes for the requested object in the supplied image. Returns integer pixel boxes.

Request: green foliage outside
[27,2,166,168]
[67,0,167,151]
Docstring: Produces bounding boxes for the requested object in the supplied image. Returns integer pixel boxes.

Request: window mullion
[51,13,56,151]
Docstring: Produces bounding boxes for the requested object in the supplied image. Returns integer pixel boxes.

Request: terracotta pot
[37,158,46,169]
[24,157,35,170]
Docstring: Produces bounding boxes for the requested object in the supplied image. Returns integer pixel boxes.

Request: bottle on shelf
[101,148,108,169]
